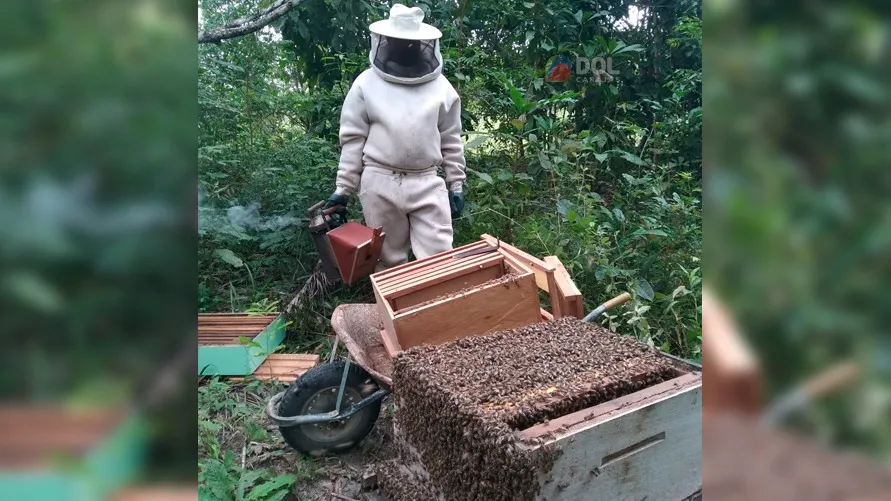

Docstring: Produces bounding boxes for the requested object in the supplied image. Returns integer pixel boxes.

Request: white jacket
[334,35,466,196]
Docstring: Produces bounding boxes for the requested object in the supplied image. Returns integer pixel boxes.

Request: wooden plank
[373,285,401,357]
[383,253,503,298]
[380,328,402,358]
[372,241,488,283]
[524,374,702,501]
[544,256,584,319]
[231,354,320,382]
[702,288,762,415]
[393,263,503,312]
[480,234,556,293]
[540,308,554,321]
[392,272,541,349]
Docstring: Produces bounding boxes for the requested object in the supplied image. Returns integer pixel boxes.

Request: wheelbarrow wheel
[277,360,381,455]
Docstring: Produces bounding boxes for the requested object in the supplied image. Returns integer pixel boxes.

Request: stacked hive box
[370,236,585,356]
[382,318,702,501]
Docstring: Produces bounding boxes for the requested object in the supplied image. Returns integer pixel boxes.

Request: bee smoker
[307,201,345,282]
[306,201,386,285]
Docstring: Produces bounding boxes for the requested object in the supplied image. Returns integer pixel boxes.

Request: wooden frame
[198,314,286,376]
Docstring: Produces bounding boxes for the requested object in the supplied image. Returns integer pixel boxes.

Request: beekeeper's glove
[323,193,349,211]
[449,190,465,219]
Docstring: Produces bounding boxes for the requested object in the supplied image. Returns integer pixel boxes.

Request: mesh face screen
[373,36,440,79]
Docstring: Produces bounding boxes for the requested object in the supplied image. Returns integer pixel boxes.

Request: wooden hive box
[198,314,286,376]
[370,241,542,354]
[385,319,702,501]
[517,368,701,500]
[370,236,586,355]
[0,406,147,501]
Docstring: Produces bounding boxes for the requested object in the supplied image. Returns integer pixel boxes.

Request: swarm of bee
[381,318,682,501]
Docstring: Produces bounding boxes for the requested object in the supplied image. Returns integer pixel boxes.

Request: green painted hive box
[198,313,286,376]
[0,406,147,501]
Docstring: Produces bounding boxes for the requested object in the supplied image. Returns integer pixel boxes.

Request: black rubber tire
[277,360,381,455]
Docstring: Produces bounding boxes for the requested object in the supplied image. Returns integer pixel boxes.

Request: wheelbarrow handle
[582,292,632,323]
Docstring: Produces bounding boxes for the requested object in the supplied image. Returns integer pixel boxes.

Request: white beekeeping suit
[324,4,466,270]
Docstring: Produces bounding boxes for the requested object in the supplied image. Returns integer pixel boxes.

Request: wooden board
[373,285,402,356]
[521,373,702,501]
[392,272,541,349]
[701,288,761,415]
[544,256,584,319]
[230,354,319,383]
[480,234,556,293]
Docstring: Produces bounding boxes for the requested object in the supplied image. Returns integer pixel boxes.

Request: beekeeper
[323,4,466,270]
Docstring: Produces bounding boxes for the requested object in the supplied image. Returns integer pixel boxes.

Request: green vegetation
[199,0,701,495]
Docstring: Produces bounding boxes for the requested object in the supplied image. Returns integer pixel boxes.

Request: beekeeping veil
[368,4,443,85]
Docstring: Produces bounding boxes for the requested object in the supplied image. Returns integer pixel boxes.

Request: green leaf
[634,278,655,301]
[538,150,552,170]
[464,134,489,150]
[613,43,645,55]
[237,470,264,501]
[246,474,296,501]
[215,249,244,268]
[574,10,584,24]
[3,272,63,313]
[594,152,608,162]
[470,169,494,184]
[556,199,573,216]
[541,40,554,51]
[642,229,669,237]
[508,85,525,110]
[523,1,535,8]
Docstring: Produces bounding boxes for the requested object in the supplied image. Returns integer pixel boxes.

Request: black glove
[449,191,465,219]
[324,193,349,210]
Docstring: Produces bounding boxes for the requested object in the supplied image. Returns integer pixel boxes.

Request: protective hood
[369,33,443,85]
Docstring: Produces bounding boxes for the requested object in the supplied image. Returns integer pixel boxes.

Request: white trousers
[358,166,453,269]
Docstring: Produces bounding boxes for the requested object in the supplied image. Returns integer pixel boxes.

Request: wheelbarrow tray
[331,303,394,388]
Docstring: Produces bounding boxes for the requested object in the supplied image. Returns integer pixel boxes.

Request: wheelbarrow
[266,292,633,455]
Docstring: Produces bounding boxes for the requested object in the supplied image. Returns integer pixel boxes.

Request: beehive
[370,236,584,356]
[198,314,286,376]
[0,406,146,501]
[384,318,702,501]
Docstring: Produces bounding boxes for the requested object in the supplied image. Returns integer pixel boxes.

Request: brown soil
[384,317,683,501]
[703,413,891,500]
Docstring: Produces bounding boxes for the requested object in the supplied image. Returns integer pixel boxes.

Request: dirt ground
[288,399,395,501]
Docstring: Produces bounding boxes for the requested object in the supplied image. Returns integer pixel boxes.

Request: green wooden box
[198,314,286,376]
[0,407,146,501]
